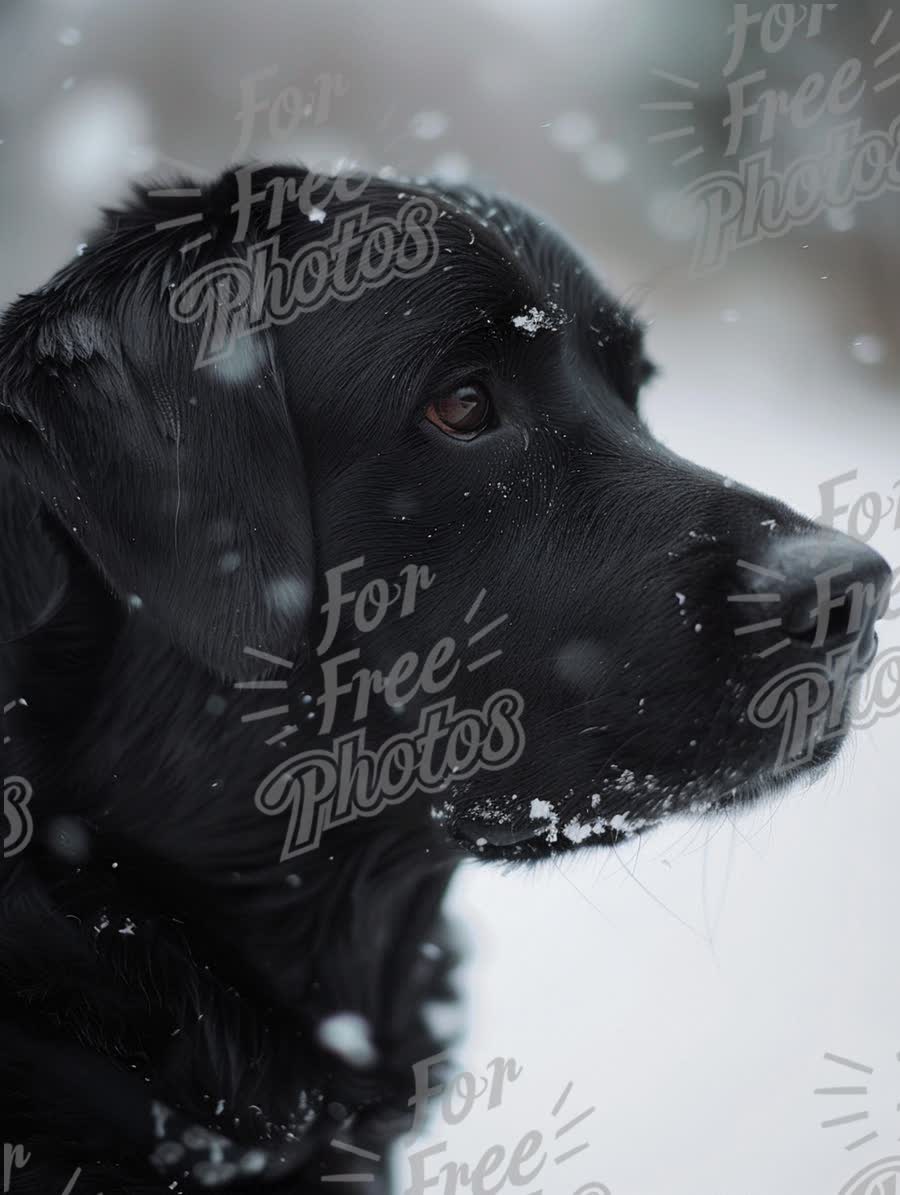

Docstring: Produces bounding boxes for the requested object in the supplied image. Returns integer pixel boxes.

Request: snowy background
[1,1,899,1192]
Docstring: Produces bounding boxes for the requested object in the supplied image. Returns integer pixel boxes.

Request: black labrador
[0,166,890,1193]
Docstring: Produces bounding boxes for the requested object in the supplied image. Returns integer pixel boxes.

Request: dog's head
[1,166,891,866]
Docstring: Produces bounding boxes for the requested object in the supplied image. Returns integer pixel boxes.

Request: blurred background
[1,1,899,1191]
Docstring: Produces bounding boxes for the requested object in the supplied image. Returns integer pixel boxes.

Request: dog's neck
[5,573,464,1185]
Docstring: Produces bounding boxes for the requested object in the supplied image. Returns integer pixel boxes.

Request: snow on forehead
[511,302,570,337]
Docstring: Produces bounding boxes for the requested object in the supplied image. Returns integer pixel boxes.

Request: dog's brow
[402,277,530,348]
[582,295,646,351]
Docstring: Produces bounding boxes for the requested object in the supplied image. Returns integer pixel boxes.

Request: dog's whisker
[612,843,705,940]
[741,779,792,844]
[652,813,708,864]
[723,807,764,859]
[548,859,615,926]
[683,812,728,860]
[702,815,735,954]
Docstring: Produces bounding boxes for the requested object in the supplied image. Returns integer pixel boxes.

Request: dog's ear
[0,468,70,641]
[0,218,314,680]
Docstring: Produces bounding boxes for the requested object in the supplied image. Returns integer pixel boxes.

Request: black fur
[0,166,890,1192]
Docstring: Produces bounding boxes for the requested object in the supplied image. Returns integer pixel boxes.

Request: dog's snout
[733,532,893,652]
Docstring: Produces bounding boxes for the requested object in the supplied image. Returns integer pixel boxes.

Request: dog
[0,164,891,1193]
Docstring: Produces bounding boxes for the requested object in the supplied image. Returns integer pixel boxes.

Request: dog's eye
[424,383,492,440]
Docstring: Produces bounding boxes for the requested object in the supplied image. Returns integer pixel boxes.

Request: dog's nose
[733,533,892,651]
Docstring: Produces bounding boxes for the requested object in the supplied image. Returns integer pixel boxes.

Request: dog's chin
[445,729,851,863]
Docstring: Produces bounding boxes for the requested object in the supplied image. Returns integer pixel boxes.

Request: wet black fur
[0,166,887,1192]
